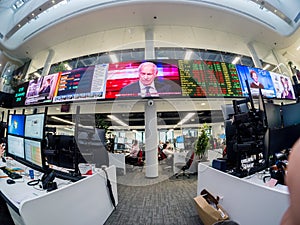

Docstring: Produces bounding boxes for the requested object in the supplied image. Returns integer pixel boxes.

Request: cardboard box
[194,189,229,225]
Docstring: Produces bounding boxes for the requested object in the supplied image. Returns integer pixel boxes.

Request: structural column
[41,49,55,77]
[145,27,155,60]
[145,100,158,178]
[144,27,158,178]
[247,42,262,68]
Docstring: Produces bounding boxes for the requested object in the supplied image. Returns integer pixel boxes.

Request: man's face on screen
[139,64,157,86]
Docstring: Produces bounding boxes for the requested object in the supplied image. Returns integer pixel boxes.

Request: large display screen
[12,82,29,107]
[105,60,182,99]
[25,73,59,105]
[8,114,26,136]
[236,65,276,98]
[178,60,243,97]
[25,114,45,139]
[269,72,296,100]
[24,138,43,168]
[7,135,25,159]
[53,64,108,103]
[7,60,297,108]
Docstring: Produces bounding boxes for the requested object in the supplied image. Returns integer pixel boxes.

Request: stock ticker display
[178,60,243,97]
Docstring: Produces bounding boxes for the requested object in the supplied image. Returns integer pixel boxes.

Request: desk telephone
[41,170,57,191]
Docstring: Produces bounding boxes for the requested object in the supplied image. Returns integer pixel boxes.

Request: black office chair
[174,150,195,178]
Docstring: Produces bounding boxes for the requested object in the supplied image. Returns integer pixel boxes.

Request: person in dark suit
[39,78,51,94]
[119,62,181,97]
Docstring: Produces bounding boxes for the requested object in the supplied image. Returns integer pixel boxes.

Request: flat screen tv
[7,114,26,136]
[105,60,182,99]
[24,138,44,169]
[7,135,25,159]
[25,114,45,140]
[269,72,296,100]
[236,64,276,98]
[12,82,29,107]
[53,64,108,103]
[25,73,60,105]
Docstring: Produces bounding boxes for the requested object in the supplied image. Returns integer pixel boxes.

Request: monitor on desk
[8,114,25,137]
[24,139,44,170]
[7,135,25,160]
[25,114,45,140]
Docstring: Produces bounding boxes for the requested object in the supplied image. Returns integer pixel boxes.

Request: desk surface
[0,159,118,225]
[0,162,49,212]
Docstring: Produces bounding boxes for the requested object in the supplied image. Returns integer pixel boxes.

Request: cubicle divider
[1,164,117,225]
[197,163,289,225]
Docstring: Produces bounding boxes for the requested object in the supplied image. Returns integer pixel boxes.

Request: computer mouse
[6,179,15,184]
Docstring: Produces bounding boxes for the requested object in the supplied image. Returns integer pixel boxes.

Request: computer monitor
[265,123,300,164]
[7,135,25,160]
[264,103,282,129]
[7,114,26,136]
[25,113,45,139]
[281,102,300,127]
[24,138,44,169]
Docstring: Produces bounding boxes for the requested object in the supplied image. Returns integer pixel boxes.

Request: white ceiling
[0,0,300,69]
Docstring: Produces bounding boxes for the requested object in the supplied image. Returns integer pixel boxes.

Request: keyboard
[54,169,84,182]
[1,167,22,179]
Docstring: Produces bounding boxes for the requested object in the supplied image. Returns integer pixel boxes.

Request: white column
[145,100,158,178]
[145,27,154,60]
[41,49,55,76]
[247,42,262,68]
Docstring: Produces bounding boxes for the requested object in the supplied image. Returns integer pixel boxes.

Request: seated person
[162,141,174,158]
[125,140,139,165]
[158,141,167,161]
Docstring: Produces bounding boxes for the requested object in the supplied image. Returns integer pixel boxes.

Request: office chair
[174,150,195,178]
[127,150,144,172]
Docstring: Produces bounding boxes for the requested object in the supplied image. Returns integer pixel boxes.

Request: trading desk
[0,159,118,225]
[197,163,289,225]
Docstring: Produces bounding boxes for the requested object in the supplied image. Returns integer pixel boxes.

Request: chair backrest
[158,147,167,160]
[185,151,195,169]
[137,149,144,166]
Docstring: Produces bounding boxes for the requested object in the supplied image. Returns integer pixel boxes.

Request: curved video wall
[12,59,296,108]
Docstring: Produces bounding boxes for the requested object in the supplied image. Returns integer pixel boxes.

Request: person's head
[46,78,51,84]
[138,62,158,86]
[250,70,258,82]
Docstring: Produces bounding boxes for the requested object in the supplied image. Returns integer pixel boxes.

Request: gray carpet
[0,165,204,225]
[104,165,204,225]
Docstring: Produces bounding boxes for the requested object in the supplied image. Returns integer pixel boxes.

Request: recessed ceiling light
[232,56,240,64]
